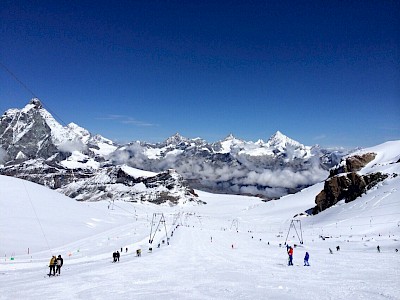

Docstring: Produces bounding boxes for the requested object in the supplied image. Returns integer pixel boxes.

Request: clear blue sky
[1,1,399,147]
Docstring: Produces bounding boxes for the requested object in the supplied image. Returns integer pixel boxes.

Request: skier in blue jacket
[304,252,310,266]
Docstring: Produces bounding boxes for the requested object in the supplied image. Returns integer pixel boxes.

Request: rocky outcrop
[313,172,388,214]
[329,153,376,177]
[59,167,201,205]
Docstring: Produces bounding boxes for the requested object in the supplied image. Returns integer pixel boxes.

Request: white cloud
[58,139,87,153]
[109,143,329,198]
[97,115,156,127]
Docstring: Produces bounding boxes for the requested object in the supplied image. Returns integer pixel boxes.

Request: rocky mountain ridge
[0,99,199,205]
[0,99,351,202]
[110,132,346,198]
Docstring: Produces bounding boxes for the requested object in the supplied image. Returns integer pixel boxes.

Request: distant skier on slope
[304,252,310,266]
[377,245,380,253]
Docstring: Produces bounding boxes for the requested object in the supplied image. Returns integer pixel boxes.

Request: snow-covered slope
[353,140,400,175]
[1,156,399,299]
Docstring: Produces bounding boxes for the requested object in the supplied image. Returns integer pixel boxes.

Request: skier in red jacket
[288,246,293,266]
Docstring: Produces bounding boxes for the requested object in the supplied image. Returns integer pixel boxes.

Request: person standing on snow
[304,252,310,266]
[288,246,294,266]
[48,255,57,276]
[56,255,63,275]
[116,251,120,262]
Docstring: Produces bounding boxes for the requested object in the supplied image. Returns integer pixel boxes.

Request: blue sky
[1,1,399,147]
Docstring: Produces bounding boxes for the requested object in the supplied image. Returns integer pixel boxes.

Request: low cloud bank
[110,143,328,198]
[58,139,87,153]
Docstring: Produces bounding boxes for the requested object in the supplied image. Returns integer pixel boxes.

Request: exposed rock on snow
[313,141,400,214]
[329,152,376,177]
[313,171,389,214]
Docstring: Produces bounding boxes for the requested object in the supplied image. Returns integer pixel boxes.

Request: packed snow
[1,141,399,299]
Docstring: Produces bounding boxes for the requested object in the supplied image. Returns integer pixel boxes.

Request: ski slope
[1,170,399,299]
[1,141,400,300]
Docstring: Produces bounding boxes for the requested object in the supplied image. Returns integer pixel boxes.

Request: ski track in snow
[1,222,399,300]
[1,170,400,299]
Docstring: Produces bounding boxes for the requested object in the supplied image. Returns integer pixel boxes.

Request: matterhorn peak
[29,98,43,109]
[20,98,43,113]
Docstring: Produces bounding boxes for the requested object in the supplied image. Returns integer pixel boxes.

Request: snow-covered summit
[163,133,189,146]
[266,130,302,148]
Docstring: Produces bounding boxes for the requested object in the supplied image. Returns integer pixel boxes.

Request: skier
[329,248,333,254]
[304,252,310,266]
[48,255,57,276]
[116,251,120,262]
[336,246,340,251]
[288,246,293,266]
[112,251,117,263]
[56,255,63,275]
[126,247,128,253]
[377,245,380,253]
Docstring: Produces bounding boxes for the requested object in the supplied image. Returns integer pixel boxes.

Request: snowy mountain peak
[267,131,302,148]
[224,133,236,140]
[164,133,188,145]
[30,98,43,108]
[20,98,43,113]
[0,100,117,163]
[67,122,91,142]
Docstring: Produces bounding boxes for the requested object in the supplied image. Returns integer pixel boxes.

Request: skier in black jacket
[56,255,63,275]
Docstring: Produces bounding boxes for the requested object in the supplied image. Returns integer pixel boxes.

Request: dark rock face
[313,171,388,214]
[1,160,92,189]
[0,101,59,160]
[329,153,376,177]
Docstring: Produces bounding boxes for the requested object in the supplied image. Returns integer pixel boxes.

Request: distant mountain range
[0,99,351,203]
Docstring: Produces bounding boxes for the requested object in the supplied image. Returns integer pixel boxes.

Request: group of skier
[286,245,310,266]
[48,255,63,276]
[112,250,120,262]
